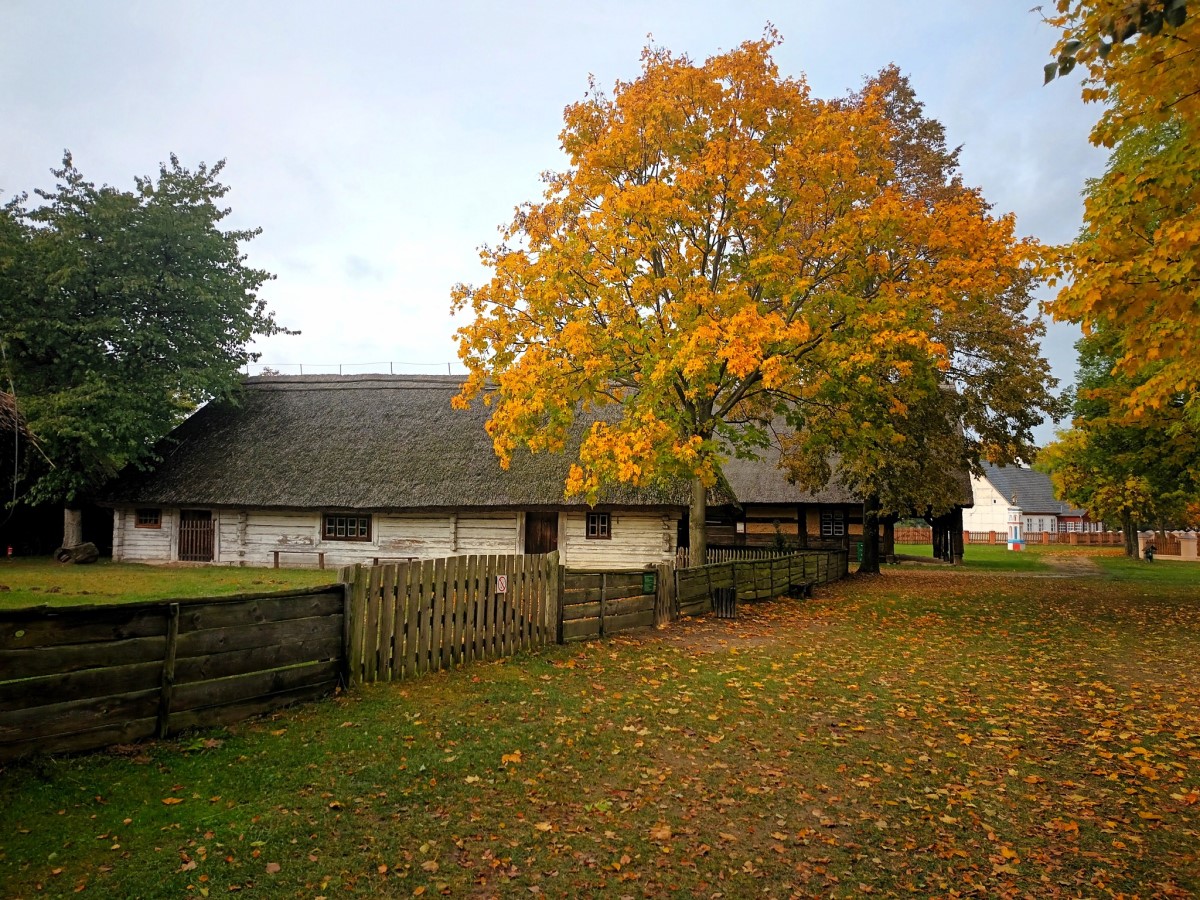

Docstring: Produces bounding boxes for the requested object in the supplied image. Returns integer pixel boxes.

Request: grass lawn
[0,559,337,610]
[3,564,1199,897]
[896,541,1127,573]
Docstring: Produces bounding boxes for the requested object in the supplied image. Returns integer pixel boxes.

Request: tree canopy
[0,153,286,506]
[1045,1,1199,421]
[1038,328,1199,554]
[453,37,1056,562]
[779,67,1060,571]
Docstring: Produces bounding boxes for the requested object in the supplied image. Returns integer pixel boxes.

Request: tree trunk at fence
[1122,513,1137,557]
[62,506,83,549]
[859,495,881,575]
[688,475,707,567]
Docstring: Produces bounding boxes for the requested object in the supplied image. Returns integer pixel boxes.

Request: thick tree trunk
[63,507,83,549]
[859,495,881,574]
[1122,512,1137,558]
[796,504,809,548]
[951,507,965,565]
[688,475,708,567]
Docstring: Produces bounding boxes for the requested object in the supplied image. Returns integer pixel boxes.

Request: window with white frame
[820,510,845,537]
[323,513,371,541]
[586,511,611,540]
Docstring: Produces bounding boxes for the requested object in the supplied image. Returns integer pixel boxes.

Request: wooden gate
[179,510,214,562]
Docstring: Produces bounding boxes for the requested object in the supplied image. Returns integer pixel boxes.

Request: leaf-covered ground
[3,561,1198,897]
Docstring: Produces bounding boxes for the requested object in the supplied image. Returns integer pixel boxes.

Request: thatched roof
[104,376,698,511]
[102,375,970,513]
[0,392,21,435]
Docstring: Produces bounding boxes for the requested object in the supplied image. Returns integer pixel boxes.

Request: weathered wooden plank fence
[0,586,344,762]
[341,553,559,685]
[674,550,846,619]
[1,547,848,759]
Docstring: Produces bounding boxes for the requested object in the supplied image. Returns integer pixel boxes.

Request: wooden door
[524,512,559,555]
[179,510,214,562]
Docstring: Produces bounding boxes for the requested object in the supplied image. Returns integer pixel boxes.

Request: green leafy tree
[0,153,288,539]
[1039,330,1198,555]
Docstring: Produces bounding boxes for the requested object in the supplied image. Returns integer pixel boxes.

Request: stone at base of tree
[54,542,99,565]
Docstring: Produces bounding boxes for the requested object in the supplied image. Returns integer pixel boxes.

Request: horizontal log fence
[0,586,344,762]
[674,550,848,620]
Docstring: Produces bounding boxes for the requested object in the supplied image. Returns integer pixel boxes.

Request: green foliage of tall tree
[0,153,287,514]
[1038,329,1199,555]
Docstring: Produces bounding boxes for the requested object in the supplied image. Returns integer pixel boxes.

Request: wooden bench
[273,549,326,569]
[371,556,419,565]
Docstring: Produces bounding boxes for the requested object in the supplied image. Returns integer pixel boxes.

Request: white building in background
[963,463,1103,535]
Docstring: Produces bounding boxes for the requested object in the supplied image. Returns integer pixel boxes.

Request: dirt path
[1042,552,1103,575]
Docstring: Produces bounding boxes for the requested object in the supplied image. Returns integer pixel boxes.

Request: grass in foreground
[0,559,336,610]
[2,566,1198,897]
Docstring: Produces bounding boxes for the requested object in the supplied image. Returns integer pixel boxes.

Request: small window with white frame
[135,508,162,529]
[323,513,371,542]
[820,510,845,537]
[586,511,611,540]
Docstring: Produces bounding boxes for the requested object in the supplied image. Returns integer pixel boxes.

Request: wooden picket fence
[342,553,559,685]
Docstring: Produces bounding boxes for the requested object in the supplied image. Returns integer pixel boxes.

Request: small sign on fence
[495,574,508,594]
[641,571,657,594]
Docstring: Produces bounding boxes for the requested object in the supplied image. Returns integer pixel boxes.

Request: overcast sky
[1,1,1106,443]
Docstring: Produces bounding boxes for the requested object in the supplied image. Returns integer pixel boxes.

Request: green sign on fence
[642,571,657,594]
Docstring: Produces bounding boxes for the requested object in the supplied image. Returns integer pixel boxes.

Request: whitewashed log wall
[112,507,677,570]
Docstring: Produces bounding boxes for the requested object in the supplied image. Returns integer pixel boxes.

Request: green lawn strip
[1095,553,1200,586]
[0,559,335,609]
[3,568,1198,897]
[895,542,1053,572]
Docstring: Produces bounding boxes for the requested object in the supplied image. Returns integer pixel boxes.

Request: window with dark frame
[135,508,161,529]
[586,511,611,540]
[323,513,372,542]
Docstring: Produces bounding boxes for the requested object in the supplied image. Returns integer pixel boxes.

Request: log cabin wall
[113,506,679,571]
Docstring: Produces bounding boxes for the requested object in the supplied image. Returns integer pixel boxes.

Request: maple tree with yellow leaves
[453,36,1055,563]
[1045,1,1199,420]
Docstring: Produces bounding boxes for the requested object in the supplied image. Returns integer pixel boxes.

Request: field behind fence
[1,548,848,760]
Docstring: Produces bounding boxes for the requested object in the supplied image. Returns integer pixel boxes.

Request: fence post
[156,603,181,739]
[347,565,370,686]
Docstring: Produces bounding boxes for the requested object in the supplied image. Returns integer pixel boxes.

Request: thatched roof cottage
[103,375,959,569]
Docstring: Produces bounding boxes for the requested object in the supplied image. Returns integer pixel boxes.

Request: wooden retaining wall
[0,586,344,762]
[342,553,559,685]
